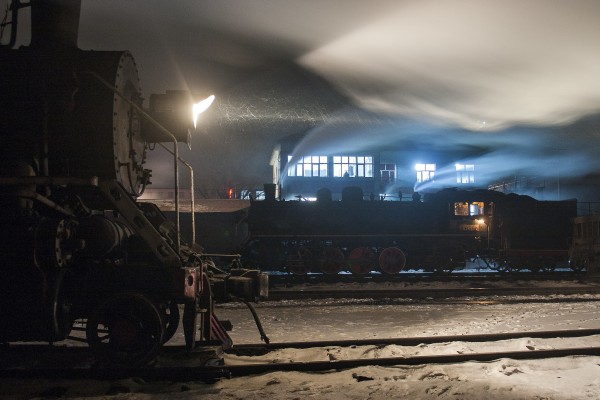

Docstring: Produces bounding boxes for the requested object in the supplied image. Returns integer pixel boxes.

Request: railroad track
[267,270,586,287]
[2,328,600,382]
[229,328,600,355]
[267,285,600,301]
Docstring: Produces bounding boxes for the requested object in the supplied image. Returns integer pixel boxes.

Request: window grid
[380,163,396,182]
[333,156,373,177]
[287,155,328,177]
[456,164,475,184]
[415,163,436,183]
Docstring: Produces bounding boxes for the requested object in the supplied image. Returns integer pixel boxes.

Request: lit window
[456,164,475,184]
[454,202,469,216]
[415,163,436,182]
[470,201,484,215]
[287,155,328,177]
[454,201,484,216]
[333,155,373,177]
[380,163,396,183]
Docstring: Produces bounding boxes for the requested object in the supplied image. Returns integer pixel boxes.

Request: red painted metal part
[379,246,406,274]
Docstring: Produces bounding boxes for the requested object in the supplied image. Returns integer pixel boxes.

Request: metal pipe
[15,190,74,216]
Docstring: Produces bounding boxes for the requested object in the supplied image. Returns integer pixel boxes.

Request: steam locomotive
[0,0,266,365]
[193,186,577,275]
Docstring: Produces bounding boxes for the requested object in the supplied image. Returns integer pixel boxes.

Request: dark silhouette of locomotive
[0,0,266,365]
[197,186,577,275]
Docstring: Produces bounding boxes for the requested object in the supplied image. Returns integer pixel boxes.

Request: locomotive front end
[0,0,267,366]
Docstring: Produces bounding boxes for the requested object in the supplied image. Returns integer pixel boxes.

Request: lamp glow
[193,95,215,128]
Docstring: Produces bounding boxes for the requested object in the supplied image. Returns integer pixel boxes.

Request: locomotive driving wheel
[495,259,513,273]
[287,246,313,275]
[378,247,406,275]
[319,246,345,274]
[86,292,164,366]
[570,257,587,272]
[348,247,376,275]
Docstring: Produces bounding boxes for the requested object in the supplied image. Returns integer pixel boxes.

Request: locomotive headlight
[476,218,490,248]
[143,91,215,146]
[193,95,215,129]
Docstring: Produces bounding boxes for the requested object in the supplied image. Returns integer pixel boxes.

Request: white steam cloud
[299,0,600,130]
[286,109,600,191]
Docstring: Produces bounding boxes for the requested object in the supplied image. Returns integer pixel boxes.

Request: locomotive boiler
[0,0,266,365]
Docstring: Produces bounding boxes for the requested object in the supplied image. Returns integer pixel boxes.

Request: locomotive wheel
[540,258,557,273]
[86,292,164,366]
[536,265,556,273]
[348,247,376,275]
[527,258,543,273]
[570,258,587,272]
[495,260,513,273]
[378,247,406,275]
[287,246,312,275]
[245,240,287,271]
[434,262,455,275]
[424,254,452,274]
[319,246,345,274]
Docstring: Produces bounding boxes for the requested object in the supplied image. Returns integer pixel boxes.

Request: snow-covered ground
[2,283,600,399]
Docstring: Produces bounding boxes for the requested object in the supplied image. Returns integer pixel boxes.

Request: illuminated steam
[286,110,600,191]
[81,0,600,131]
[78,1,600,196]
[299,0,600,130]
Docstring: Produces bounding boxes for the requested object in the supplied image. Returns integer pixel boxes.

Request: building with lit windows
[268,134,484,201]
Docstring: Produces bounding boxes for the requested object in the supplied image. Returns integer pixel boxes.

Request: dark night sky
[16,1,600,196]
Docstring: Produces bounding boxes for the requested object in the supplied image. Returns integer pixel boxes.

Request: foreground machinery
[0,0,266,365]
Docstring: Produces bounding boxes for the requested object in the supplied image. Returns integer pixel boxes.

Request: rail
[3,329,600,381]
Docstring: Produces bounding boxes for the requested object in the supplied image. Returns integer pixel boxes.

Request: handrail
[158,142,196,245]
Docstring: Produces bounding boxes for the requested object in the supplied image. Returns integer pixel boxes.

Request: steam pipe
[16,190,74,216]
